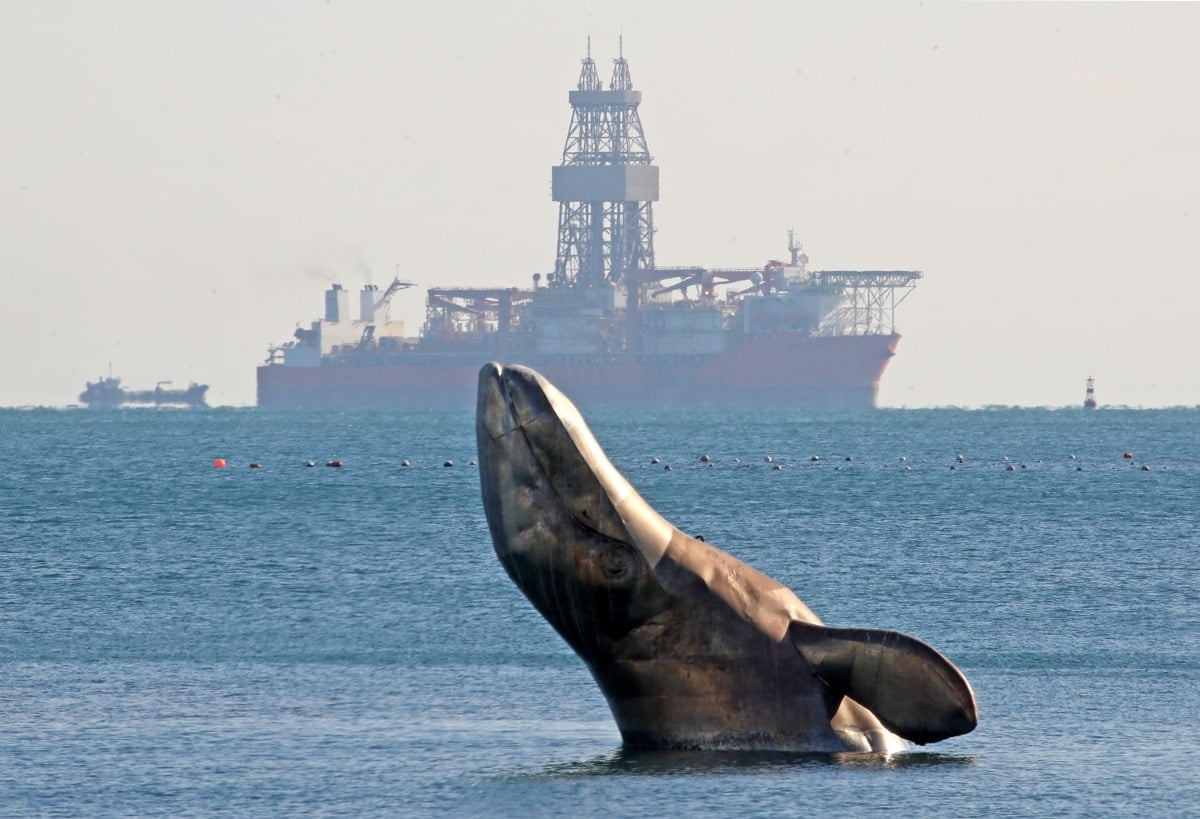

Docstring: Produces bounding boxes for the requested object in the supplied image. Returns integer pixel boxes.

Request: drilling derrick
[551,41,659,299]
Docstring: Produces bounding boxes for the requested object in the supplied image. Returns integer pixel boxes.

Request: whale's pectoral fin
[788,621,978,745]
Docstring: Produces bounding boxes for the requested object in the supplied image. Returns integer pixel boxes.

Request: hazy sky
[4,1,1198,408]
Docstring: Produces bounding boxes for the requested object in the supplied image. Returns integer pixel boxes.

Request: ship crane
[375,276,417,320]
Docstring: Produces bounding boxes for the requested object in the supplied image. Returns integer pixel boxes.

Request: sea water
[0,405,1196,816]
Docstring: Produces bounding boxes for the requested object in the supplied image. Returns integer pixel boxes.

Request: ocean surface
[1,404,1196,817]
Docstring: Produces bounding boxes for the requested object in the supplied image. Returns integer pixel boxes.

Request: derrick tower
[551,41,659,294]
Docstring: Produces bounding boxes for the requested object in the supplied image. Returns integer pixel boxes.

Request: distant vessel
[79,376,209,408]
[257,46,921,410]
[1084,376,1097,409]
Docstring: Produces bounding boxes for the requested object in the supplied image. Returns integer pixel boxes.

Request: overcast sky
[3,1,1198,408]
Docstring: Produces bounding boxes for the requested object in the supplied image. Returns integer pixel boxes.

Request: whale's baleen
[476,363,977,752]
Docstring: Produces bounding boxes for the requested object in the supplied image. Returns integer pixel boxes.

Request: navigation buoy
[212,458,226,468]
[810,455,820,462]
[327,459,343,468]
[249,462,262,469]
[443,460,454,467]
[899,456,907,462]
[651,457,660,464]
[401,459,410,467]
[956,454,965,463]
[700,454,711,463]
[845,456,852,462]
[1006,464,1016,471]
[773,464,783,471]
[664,464,672,471]
[305,460,315,467]
[1141,464,1151,471]
[1123,451,1134,459]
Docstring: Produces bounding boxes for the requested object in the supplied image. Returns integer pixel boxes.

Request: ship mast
[551,38,659,293]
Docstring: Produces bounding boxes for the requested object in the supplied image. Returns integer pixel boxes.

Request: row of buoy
[650,450,1148,467]
[212,458,477,469]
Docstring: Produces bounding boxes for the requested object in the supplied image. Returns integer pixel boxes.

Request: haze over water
[4,2,1200,408]
[2,405,1196,815]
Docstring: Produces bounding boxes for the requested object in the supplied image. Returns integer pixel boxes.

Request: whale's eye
[597,546,634,579]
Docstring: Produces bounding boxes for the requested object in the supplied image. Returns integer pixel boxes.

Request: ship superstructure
[258,46,920,409]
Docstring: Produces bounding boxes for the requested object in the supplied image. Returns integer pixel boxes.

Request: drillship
[257,45,920,409]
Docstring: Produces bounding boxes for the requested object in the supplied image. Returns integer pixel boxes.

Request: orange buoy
[326,459,343,468]
[212,458,226,468]
[1123,451,1134,459]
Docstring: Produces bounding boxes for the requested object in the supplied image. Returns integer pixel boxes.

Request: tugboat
[1083,376,1097,409]
[79,376,209,408]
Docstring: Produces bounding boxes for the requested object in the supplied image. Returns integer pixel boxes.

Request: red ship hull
[256,333,901,409]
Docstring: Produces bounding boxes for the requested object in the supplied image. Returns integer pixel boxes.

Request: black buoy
[651,457,660,464]
[773,464,783,471]
[444,460,454,467]
[305,460,316,468]
[664,464,672,471]
[700,454,711,463]
[401,459,410,467]
[249,462,262,469]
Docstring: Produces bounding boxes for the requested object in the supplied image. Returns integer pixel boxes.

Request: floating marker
[1068,454,1077,460]
[1006,464,1016,471]
[810,455,820,462]
[1141,464,1151,471]
[664,464,672,471]
[444,460,454,467]
[651,457,660,464]
[956,454,965,463]
[401,459,410,467]
[764,455,773,463]
[899,456,907,462]
[773,464,784,471]
[327,459,343,468]
[1123,451,1134,459]
[249,462,262,469]
[845,456,852,462]
[700,454,711,463]
[212,458,226,469]
[305,460,315,468]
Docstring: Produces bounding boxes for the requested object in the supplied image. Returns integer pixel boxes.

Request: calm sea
[1,405,1196,816]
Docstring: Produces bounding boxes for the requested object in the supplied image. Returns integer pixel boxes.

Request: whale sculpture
[476,363,977,752]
